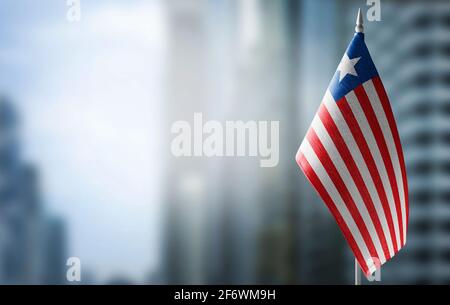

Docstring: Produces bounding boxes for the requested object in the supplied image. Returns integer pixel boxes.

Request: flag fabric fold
[296,32,409,277]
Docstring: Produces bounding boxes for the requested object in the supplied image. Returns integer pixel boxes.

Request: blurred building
[0,97,66,284]
[163,0,211,284]
[162,0,302,284]
[215,0,301,284]
[296,0,353,284]
[42,217,67,284]
[162,0,353,285]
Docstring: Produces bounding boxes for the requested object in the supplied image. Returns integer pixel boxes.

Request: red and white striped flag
[296,15,408,277]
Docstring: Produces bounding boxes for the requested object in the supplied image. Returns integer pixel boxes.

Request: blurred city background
[0,0,448,284]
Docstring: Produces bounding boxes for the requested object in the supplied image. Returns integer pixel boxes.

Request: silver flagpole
[354,8,364,287]
[355,8,364,34]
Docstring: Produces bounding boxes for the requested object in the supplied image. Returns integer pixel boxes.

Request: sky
[0,0,166,282]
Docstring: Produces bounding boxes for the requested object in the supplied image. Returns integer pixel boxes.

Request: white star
[337,54,361,82]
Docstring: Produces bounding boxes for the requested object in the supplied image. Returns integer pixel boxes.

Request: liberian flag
[296,24,408,276]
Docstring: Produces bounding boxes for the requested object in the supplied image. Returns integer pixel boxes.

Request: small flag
[296,11,408,277]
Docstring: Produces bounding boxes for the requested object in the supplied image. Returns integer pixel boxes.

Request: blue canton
[329,33,379,102]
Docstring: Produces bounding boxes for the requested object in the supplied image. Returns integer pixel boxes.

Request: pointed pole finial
[355,8,364,33]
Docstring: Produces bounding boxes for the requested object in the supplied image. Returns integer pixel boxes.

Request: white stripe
[363,80,407,244]
[323,92,395,257]
[300,139,377,274]
[345,90,402,250]
[311,113,387,263]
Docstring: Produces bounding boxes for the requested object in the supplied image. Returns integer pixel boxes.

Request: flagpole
[355,8,363,34]
[353,8,364,287]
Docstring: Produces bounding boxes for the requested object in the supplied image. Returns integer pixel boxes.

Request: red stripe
[306,129,380,262]
[353,85,404,246]
[372,76,409,243]
[318,104,391,260]
[296,152,370,275]
[337,96,400,253]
